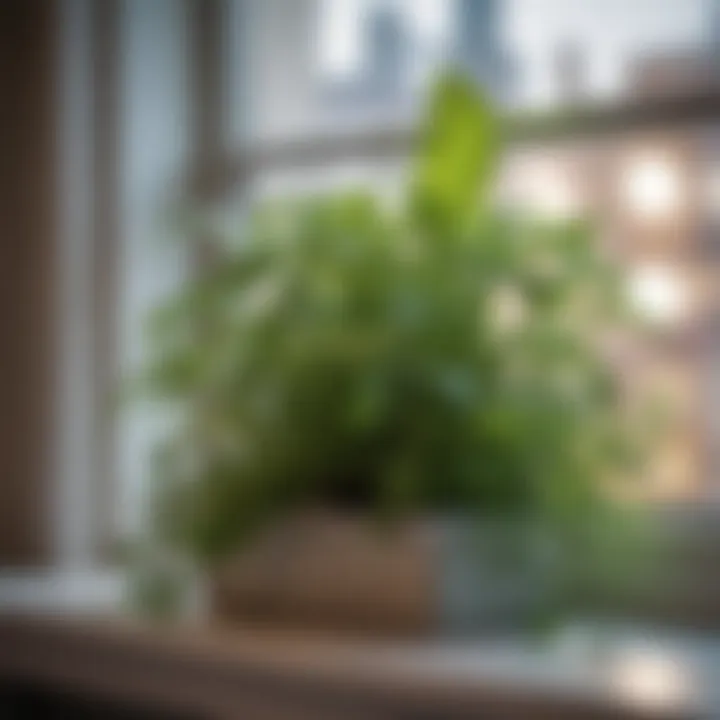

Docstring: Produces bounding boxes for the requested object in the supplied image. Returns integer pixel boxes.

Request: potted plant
[136,75,640,635]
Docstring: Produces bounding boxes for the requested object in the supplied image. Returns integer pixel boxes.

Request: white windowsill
[0,568,123,613]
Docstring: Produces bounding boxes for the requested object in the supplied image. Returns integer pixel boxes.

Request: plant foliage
[142,74,636,563]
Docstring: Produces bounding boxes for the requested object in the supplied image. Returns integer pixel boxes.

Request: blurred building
[323,0,514,112]
[504,94,720,501]
[628,0,720,99]
[365,4,405,104]
[323,3,408,113]
[629,51,717,100]
[454,0,513,102]
[552,41,588,106]
[710,0,720,65]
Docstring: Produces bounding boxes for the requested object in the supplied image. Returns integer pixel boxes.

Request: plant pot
[210,511,559,637]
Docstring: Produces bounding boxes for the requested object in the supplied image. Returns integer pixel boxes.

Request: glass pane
[230,0,715,147]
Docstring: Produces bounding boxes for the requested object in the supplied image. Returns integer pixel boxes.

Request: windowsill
[0,568,122,613]
[0,610,711,719]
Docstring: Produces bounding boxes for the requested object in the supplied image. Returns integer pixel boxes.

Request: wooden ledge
[0,613,699,719]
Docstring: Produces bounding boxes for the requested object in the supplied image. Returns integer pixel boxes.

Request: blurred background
[3,0,720,716]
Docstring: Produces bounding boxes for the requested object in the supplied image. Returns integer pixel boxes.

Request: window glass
[234,0,711,147]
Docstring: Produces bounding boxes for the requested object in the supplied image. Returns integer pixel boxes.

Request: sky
[319,0,712,105]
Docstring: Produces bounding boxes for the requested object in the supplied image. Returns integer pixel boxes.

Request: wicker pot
[210,511,557,637]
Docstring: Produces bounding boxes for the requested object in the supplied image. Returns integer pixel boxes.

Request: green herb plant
[141,74,639,581]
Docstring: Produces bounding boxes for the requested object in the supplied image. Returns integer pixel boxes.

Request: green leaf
[409,72,500,234]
